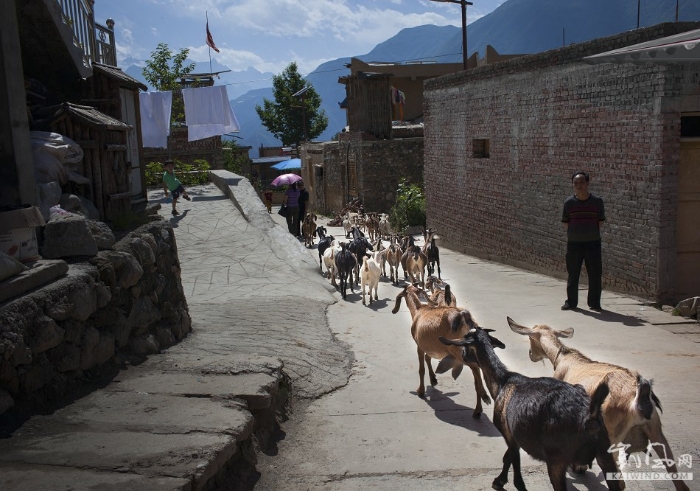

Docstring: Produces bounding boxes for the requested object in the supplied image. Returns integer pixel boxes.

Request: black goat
[423,229,441,279]
[439,329,622,491]
[400,235,417,279]
[348,236,373,285]
[317,232,335,272]
[334,242,357,299]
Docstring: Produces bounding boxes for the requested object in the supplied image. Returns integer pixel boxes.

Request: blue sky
[93,0,505,76]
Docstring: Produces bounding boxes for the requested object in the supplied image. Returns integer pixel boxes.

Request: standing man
[297,181,309,238]
[561,171,605,311]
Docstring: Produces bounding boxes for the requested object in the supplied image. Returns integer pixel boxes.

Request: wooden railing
[54,0,117,68]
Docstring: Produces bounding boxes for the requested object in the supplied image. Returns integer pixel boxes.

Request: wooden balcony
[19,0,117,82]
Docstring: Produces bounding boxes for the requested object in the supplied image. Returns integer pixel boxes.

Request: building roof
[584,28,700,65]
[92,63,147,91]
[251,156,293,165]
[34,103,132,131]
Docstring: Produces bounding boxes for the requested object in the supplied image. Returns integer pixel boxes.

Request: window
[472,139,490,158]
[681,116,700,138]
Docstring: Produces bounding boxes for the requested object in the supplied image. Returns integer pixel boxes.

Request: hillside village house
[424,22,700,303]
[303,48,521,214]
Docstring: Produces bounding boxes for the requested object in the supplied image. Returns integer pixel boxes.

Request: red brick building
[424,22,700,303]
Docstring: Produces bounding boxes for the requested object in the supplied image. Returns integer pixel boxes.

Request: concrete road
[255,212,700,490]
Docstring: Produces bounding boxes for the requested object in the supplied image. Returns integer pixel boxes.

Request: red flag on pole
[206,21,220,52]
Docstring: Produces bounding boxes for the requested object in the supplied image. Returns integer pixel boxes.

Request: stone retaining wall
[0,221,191,414]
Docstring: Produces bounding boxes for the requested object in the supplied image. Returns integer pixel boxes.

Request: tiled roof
[92,63,148,91]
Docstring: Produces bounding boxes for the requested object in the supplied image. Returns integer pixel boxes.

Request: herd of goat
[295,211,688,491]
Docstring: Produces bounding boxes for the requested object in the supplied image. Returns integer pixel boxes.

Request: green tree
[255,62,328,146]
[142,43,195,124]
[222,139,249,174]
[389,179,426,233]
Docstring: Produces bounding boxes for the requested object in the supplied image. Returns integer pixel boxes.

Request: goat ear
[436,355,457,374]
[556,327,574,338]
[488,334,506,349]
[507,317,533,335]
[439,336,471,347]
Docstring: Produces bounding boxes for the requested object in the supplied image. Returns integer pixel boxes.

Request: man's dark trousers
[566,240,602,308]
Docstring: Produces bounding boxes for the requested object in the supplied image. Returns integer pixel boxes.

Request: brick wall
[143,128,223,169]
[318,133,424,215]
[424,22,700,302]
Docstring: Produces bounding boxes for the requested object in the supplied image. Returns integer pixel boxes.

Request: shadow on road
[422,387,502,438]
[573,307,646,327]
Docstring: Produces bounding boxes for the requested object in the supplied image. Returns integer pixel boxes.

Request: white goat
[360,255,381,305]
[508,317,689,491]
[322,241,341,287]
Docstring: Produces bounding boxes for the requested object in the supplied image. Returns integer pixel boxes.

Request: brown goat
[302,213,317,248]
[508,317,689,491]
[392,284,493,418]
[425,275,457,307]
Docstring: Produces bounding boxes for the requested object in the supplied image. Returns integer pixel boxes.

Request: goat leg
[469,364,490,419]
[493,448,513,490]
[545,462,566,491]
[416,346,426,398]
[645,423,689,491]
[424,354,437,387]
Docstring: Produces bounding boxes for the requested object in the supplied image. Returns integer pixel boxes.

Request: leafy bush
[145,159,210,187]
[389,178,426,234]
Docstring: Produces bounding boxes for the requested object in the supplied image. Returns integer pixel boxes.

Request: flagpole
[206,11,212,74]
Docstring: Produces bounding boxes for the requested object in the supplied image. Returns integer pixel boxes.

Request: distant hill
[126,0,700,153]
[232,0,699,153]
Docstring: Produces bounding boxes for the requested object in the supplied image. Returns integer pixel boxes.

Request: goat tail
[444,284,453,305]
[583,381,609,436]
[589,380,610,420]
[636,374,662,419]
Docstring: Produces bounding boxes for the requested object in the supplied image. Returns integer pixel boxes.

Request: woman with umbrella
[283,181,301,238]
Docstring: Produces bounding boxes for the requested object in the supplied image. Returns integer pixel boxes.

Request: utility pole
[430,0,473,70]
[637,0,641,28]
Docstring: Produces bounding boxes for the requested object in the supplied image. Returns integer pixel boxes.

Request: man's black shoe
[589,305,603,311]
[561,301,576,310]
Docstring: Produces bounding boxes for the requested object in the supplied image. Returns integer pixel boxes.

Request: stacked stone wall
[0,222,191,414]
[424,23,700,301]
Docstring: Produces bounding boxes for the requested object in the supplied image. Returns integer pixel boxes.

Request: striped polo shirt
[562,193,605,243]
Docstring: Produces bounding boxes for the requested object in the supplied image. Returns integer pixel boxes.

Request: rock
[127,297,161,333]
[93,332,115,366]
[10,339,32,367]
[28,316,64,354]
[117,253,143,289]
[675,297,700,318]
[69,283,97,321]
[79,326,100,371]
[129,334,160,356]
[47,343,80,372]
[42,214,98,258]
[77,195,99,220]
[156,326,176,349]
[59,193,83,213]
[128,237,156,266]
[95,284,111,308]
[0,389,14,415]
[87,220,116,250]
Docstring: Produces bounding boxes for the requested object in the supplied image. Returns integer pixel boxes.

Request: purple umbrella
[271,173,302,187]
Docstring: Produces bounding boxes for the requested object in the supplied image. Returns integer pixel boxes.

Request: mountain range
[121,0,700,154]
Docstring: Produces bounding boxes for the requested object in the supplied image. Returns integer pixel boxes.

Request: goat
[425,275,457,307]
[317,230,335,271]
[365,212,380,241]
[392,284,493,418]
[508,317,689,491]
[378,213,392,239]
[334,242,357,299]
[384,235,403,285]
[342,213,354,238]
[322,240,340,286]
[348,235,373,285]
[302,213,317,248]
[372,238,387,277]
[360,255,381,305]
[405,245,427,287]
[422,228,441,279]
[440,328,622,491]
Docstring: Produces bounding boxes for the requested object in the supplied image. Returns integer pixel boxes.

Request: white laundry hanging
[182,85,240,142]
[139,91,172,148]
